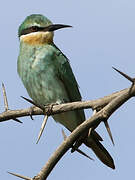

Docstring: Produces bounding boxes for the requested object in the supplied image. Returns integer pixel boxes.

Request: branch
[6,68,135,179]
[34,83,135,180]
[0,88,129,123]
[8,84,135,180]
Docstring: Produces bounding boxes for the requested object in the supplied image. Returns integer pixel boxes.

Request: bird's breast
[18,46,68,106]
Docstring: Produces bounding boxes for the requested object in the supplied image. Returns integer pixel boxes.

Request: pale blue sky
[0,0,135,179]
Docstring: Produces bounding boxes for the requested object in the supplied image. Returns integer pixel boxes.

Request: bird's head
[18,14,72,45]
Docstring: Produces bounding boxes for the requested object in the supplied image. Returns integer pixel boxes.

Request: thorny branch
[2,68,135,179]
[0,88,129,123]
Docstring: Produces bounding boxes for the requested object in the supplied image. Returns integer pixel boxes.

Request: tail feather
[84,135,115,169]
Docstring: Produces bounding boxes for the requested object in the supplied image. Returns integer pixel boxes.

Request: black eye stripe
[19,26,45,37]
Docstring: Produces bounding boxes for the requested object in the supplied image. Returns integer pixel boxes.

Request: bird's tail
[84,134,115,169]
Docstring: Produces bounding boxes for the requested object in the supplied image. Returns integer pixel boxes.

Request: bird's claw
[44,103,58,116]
[29,105,36,120]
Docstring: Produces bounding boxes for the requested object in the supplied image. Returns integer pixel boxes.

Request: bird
[17,14,115,169]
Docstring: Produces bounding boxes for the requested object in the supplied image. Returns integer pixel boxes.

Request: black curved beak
[43,24,72,32]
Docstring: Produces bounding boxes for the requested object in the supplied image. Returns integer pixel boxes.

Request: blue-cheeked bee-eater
[17,14,115,169]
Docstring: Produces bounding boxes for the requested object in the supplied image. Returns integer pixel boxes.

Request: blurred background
[0,0,135,179]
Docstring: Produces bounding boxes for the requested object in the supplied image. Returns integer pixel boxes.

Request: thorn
[13,118,23,124]
[7,171,32,180]
[112,67,134,83]
[2,83,9,111]
[61,129,67,140]
[2,83,22,124]
[92,109,97,115]
[75,148,94,161]
[88,128,92,137]
[21,96,43,110]
[87,110,97,137]
[36,115,48,144]
[104,121,114,146]
[93,131,103,141]
[62,130,93,160]
[30,114,34,120]
[129,82,135,94]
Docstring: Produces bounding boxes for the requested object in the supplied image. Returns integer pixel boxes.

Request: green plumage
[18,41,84,130]
[18,14,115,169]
[18,14,52,37]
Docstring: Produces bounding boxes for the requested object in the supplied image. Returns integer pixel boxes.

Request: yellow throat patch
[20,31,54,45]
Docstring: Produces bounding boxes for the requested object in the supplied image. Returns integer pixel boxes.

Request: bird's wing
[54,45,115,169]
[54,44,85,124]
[54,45,82,102]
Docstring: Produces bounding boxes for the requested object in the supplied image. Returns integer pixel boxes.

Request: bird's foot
[29,105,36,120]
[44,103,58,116]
